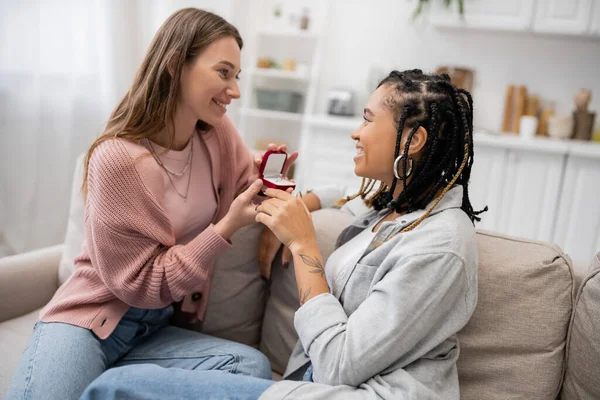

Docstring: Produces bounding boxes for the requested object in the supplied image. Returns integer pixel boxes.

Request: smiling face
[341,69,482,223]
[351,84,429,189]
[179,36,241,126]
[351,85,400,185]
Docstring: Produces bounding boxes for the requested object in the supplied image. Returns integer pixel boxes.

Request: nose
[227,79,241,99]
[351,126,360,141]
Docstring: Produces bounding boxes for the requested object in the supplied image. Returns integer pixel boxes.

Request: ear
[406,126,428,156]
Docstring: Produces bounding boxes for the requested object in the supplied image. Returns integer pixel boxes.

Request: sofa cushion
[0,309,39,397]
[259,208,354,374]
[201,222,267,348]
[58,154,86,285]
[457,230,574,400]
[560,252,600,400]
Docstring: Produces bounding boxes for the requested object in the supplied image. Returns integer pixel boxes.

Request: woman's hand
[255,189,317,254]
[258,189,329,308]
[214,179,263,240]
[258,227,292,279]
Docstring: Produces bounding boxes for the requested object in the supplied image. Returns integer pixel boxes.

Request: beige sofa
[1,158,599,399]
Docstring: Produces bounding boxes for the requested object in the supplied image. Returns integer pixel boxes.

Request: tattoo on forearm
[299,254,325,277]
[299,286,311,305]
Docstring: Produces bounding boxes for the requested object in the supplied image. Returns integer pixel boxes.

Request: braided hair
[368,69,486,226]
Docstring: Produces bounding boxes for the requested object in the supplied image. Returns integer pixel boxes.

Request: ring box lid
[259,150,295,187]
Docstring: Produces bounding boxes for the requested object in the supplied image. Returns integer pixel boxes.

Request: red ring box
[259,150,296,191]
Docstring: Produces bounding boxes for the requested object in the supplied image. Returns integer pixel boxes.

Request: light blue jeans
[5,305,272,400]
[81,364,276,400]
[80,360,314,399]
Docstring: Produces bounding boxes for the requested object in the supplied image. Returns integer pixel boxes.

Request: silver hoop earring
[393,155,413,180]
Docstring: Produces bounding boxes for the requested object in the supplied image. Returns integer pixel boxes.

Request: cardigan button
[217,185,222,195]
[191,292,202,302]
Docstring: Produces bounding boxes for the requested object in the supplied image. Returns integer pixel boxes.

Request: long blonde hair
[82,8,243,195]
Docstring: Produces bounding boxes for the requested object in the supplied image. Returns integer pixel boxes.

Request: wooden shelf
[474,131,600,158]
[239,3,331,193]
[306,115,362,130]
[241,108,303,122]
[250,68,309,81]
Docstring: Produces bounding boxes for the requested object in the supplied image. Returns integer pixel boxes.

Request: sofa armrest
[0,245,63,322]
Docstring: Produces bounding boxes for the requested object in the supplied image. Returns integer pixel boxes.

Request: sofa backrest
[58,154,86,285]
[457,230,574,400]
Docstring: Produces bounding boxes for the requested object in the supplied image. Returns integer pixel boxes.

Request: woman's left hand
[256,189,316,254]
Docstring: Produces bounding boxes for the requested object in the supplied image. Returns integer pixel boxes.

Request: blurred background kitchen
[1,0,599,265]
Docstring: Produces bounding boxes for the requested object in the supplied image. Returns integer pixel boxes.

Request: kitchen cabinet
[533,0,594,35]
[471,136,565,244]
[430,0,600,38]
[430,0,536,31]
[469,135,598,262]
[553,146,600,265]
[497,150,565,243]
[468,146,508,233]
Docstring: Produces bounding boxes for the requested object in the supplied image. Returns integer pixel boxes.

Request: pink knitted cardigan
[40,116,255,339]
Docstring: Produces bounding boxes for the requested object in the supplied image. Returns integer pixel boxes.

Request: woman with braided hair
[81,69,486,400]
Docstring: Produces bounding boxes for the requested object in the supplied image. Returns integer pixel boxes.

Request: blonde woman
[6,8,295,400]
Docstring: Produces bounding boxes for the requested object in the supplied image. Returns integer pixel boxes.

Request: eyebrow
[364,108,374,116]
[218,60,241,74]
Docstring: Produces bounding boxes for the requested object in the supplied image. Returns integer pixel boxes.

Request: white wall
[312,0,600,132]
[0,0,235,253]
[106,0,237,109]
[0,196,4,241]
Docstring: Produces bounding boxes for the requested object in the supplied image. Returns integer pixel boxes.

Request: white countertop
[474,131,600,158]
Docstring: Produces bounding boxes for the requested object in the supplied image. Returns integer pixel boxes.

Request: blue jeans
[80,360,314,399]
[5,306,272,400]
[81,364,276,400]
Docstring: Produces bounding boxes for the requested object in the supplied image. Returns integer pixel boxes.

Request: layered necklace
[144,136,194,201]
